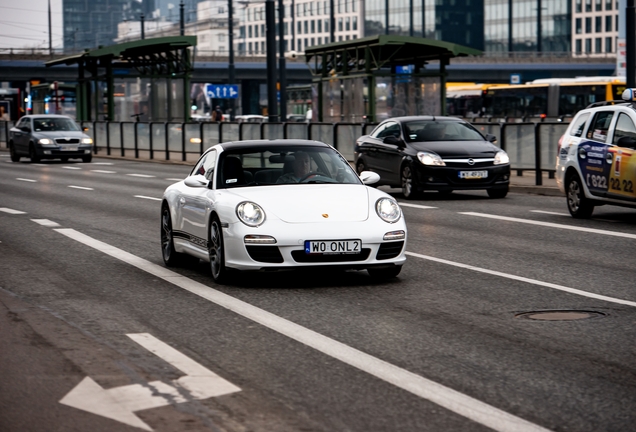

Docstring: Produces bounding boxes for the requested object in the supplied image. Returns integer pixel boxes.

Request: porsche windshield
[404,120,485,142]
[218,146,362,188]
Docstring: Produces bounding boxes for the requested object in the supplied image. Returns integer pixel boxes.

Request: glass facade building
[63,0,130,52]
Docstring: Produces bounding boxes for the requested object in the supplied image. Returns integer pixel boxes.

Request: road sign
[206,84,239,99]
[59,333,240,431]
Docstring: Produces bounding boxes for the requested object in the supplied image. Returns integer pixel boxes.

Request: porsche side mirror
[184,174,209,188]
[359,171,380,185]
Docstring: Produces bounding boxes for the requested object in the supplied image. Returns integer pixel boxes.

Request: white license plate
[459,170,488,179]
[60,145,78,151]
[305,239,361,255]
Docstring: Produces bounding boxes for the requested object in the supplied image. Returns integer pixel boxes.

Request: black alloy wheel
[566,173,594,218]
[209,215,228,284]
[401,164,419,199]
[161,205,185,266]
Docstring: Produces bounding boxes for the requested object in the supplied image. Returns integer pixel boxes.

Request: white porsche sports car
[161,139,407,283]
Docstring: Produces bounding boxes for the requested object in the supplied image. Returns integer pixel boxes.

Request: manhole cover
[515,310,606,321]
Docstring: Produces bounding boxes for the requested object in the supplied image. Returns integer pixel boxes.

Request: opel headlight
[236,201,265,227]
[417,151,445,166]
[81,138,93,144]
[494,150,510,165]
[376,198,401,223]
[38,138,53,145]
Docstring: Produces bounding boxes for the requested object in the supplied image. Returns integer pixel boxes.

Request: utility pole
[536,0,542,53]
[140,14,145,39]
[278,0,287,121]
[330,0,335,42]
[180,1,185,36]
[229,0,235,120]
[265,0,278,121]
[48,0,52,55]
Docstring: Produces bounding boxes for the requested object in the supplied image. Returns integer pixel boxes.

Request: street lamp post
[229,0,236,120]
[278,0,287,121]
[265,0,278,122]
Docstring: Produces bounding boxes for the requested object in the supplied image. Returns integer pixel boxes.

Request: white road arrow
[59,333,241,431]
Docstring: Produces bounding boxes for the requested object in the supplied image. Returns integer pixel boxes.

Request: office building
[572,0,619,56]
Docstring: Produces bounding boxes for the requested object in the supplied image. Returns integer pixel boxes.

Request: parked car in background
[8,114,93,163]
[354,116,510,199]
[161,139,407,283]
[556,88,636,218]
[235,115,267,123]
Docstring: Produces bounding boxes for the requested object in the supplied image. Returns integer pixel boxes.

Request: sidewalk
[508,171,562,197]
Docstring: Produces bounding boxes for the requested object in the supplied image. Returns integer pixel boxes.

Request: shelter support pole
[440,58,448,116]
[106,61,114,121]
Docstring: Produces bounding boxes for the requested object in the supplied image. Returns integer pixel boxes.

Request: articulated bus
[446,77,626,120]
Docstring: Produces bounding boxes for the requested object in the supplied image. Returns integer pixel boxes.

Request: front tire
[356,159,366,174]
[29,144,40,163]
[566,173,594,218]
[161,205,188,266]
[368,265,402,279]
[487,187,508,199]
[82,154,92,163]
[9,143,20,162]
[209,215,228,284]
[401,164,419,199]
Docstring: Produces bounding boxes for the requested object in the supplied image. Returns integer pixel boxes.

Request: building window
[576,18,582,34]
[346,17,350,31]
[248,42,252,54]
[576,0,582,12]
[255,25,259,38]
[606,0,612,10]
[595,0,602,10]
[353,16,357,31]
[338,17,343,32]
[298,21,302,34]
[318,20,322,33]
[304,21,308,33]
[605,37,612,52]
[595,38,602,52]
[576,39,582,54]
[606,15,612,32]
[311,20,315,33]
[586,17,592,33]
[586,38,592,53]
[325,19,329,33]
[585,0,592,11]
[249,26,253,38]
[595,16,602,32]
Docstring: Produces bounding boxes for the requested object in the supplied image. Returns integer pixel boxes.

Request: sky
[0,0,63,50]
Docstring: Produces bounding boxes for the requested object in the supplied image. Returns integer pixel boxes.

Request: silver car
[9,115,93,163]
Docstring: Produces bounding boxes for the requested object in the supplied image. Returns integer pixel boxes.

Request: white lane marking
[31,219,60,227]
[398,202,438,210]
[0,208,26,214]
[127,173,155,178]
[16,178,37,182]
[135,195,161,201]
[54,227,552,432]
[406,251,636,307]
[166,178,184,182]
[91,170,116,174]
[460,212,636,240]
[92,162,113,165]
[68,185,94,191]
[63,166,82,170]
[530,210,569,216]
[31,163,47,166]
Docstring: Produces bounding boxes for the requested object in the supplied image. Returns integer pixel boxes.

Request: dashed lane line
[135,195,161,201]
[16,178,37,182]
[31,219,60,227]
[460,212,636,240]
[127,173,156,178]
[53,227,552,432]
[68,185,94,191]
[62,166,82,170]
[397,202,438,210]
[530,210,569,216]
[0,208,26,214]
[91,170,117,174]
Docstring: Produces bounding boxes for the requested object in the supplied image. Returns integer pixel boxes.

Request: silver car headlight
[494,150,510,165]
[38,138,54,145]
[81,138,93,144]
[236,201,265,227]
[376,198,401,224]
[417,151,445,166]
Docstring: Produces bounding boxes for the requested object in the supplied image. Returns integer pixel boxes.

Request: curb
[509,185,563,197]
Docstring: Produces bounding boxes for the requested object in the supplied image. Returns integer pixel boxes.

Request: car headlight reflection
[417,151,445,166]
[494,150,510,165]
[38,138,53,145]
[81,138,93,144]
[376,198,401,223]
[236,201,265,227]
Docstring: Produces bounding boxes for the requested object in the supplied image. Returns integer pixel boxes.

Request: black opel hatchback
[354,116,511,199]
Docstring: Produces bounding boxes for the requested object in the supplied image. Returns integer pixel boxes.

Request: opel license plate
[459,170,487,179]
[305,239,361,255]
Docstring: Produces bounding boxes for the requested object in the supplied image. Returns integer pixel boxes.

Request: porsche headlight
[417,151,445,166]
[81,138,93,144]
[494,150,510,165]
[38,138,53,145]
[236,201,265,227]
[376,198,401,223]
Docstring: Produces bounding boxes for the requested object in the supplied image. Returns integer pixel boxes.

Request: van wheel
[566,173,594,218]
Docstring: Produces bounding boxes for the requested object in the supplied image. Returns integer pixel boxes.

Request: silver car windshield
[404,120,485,142]
[33,118,81,132]
[218,146,362,188]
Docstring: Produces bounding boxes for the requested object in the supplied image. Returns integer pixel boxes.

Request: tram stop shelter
[45,36,196,122]
[304,35,481,123]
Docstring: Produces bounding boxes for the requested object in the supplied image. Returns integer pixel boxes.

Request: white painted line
[166,178,184,182]
[406,251,636,307]
[54,227,552,432]
[530,210,569,216]
[92,162,113,165]
[126,173,155,178]
[398,202,438,210]
[31,163,47,166]
[63,166,82,170]
[0,208,26,214]
[134,195,161,201]
[91,170,116,174]
[0,154,8,157]
[460,212,636,240]
[68,185,94,191]
[31,219,60,227]
[16,178,37,182]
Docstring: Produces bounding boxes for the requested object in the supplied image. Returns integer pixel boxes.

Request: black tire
[356,159,366,174]
[209,215,228,284]
[9,143,20,162]
[29,144,40,163]
[566,173,594,218]
[438,189,453,196]
[487,187,508,199]
[401,164,419,199]
[82,155,92,163]
[161,205,188,266]
[61,157,69,163]
[368,265,402,279]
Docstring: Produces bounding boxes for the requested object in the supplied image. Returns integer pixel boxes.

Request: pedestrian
[213,105,224,122]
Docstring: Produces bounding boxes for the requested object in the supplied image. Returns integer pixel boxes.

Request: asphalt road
[1,153,635,432]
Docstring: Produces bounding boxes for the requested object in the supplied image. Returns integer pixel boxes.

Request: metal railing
[0,119,568,186]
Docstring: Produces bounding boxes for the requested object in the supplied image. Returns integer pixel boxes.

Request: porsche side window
[612,113,636,145]
[586,111,614,143]
[203,150,217,181]
[570,112,590,138]
[191,153,209,177]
